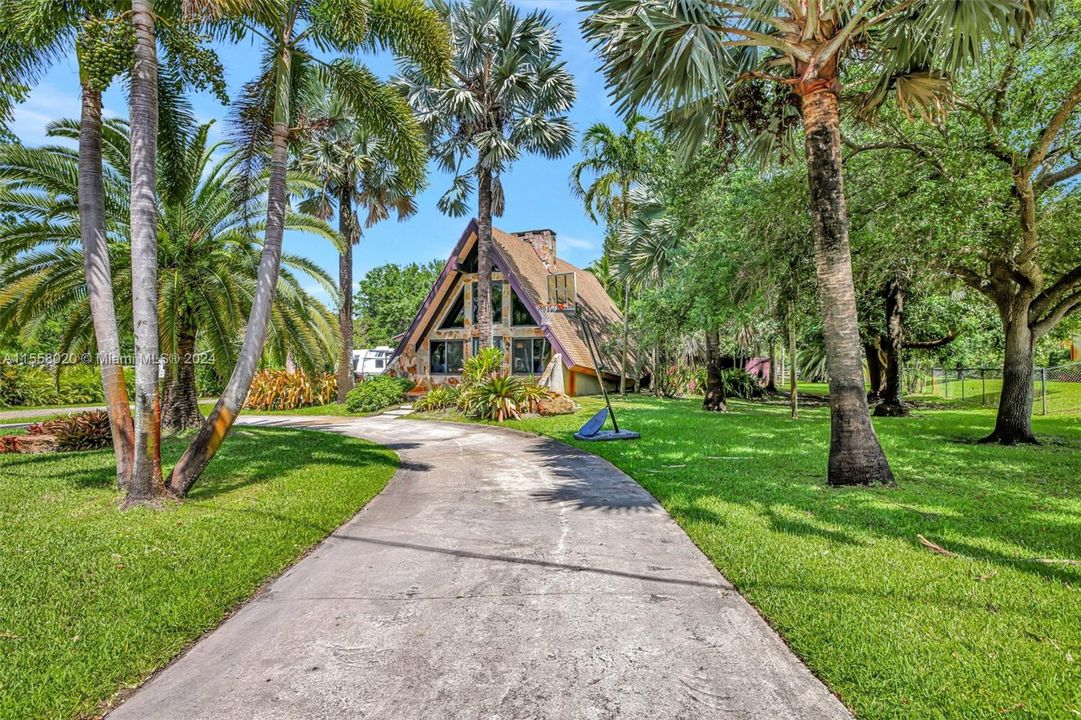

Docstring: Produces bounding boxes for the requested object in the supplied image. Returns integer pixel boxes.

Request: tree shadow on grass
[535,399,1081,587]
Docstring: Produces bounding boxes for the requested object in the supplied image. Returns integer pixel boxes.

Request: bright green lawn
[0,428,397,719]
[421,396,1081,719]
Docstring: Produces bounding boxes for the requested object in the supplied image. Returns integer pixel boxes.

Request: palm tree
[2,2,137,489]
[127,0,165,504]
[395,0,576,350]
[570,115,654,394]
[168,0,449,496]
[0,119,340,432]
[1,1,229,492]
[582,0,1046,486]
[295,78,424,403]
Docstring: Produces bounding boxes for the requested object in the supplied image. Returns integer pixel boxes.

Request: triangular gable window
[440,288,466,329]
[511,287,537,326]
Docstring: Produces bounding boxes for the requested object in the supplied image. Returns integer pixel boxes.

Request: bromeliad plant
[245,369,336,411]
[28,410,113,451]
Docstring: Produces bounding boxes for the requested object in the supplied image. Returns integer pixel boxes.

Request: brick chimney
[515,229,557,270]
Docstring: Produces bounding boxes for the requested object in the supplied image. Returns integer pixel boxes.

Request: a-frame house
[388,220,631,396]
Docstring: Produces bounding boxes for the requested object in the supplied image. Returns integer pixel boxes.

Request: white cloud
[559,235,597,250]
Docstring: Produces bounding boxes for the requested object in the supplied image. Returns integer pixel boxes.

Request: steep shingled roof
[491,227,625,375]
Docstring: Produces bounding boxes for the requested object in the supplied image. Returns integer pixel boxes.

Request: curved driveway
[109,414,851,720]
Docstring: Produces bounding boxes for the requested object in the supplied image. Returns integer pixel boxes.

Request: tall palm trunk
[800,86,893,486]
[126,0,165,505]
[475,168,493,349]
[336,186,357,402]
[788,302,798,420]
[703,328,726,412]
[78,83,134,489]
[161,312,202,432]
[168,23,294,496]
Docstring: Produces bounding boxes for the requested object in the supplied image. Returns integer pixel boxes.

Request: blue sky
[8,0,622,306]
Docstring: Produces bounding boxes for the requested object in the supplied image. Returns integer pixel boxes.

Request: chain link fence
[904,361,1081,415]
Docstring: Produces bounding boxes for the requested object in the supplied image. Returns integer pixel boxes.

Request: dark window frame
[510,288,537,327]
[430,340,465,374]
[439,287,467,329]
[471,280,504,325]
[511,338,551,375]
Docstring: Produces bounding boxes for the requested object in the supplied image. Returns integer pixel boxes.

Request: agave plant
[462,373,524,421]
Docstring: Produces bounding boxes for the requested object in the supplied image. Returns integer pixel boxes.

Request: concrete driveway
[108,415,851,720]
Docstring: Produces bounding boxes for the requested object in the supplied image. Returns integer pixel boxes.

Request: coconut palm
[570,115,655,394]
[0,119,339,433]
[167,0,449,496]
[294,78,424,403]
[582,0,1047,486]
[395,0,576,350]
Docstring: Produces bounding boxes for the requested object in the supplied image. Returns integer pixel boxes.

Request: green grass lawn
[419,396,1081,719]
[0,428,397,719]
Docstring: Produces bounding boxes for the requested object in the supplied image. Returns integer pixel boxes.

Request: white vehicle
[353,347,393,378]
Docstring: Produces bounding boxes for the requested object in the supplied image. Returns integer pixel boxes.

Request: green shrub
[0,363,112,408]
[345,375,410,414]
[27,410,112,451]
[413,384,461,412]
[721,368,766,400]
[461,373,524,421]
[245,369,335,411]
[59,366,107,404]
[461,347,503,387]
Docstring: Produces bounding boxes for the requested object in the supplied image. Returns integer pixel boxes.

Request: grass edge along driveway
[0,426,398,720]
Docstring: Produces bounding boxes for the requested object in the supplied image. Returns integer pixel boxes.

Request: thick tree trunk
[336,186,356,402]
[168,28,294,496]
[788,304,798,419]
[475,169,494,349]
[703,329,727,412]
[619,279,631,394]
[78,83,134,490]
[126,0,166,506]
[162,320,202,433]
[984,312,1037,444]
[864,340,883,402]
[875,278,909,417]
[800,86,893,486]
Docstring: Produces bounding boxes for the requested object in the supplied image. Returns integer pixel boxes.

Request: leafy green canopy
[354,260,442,346]
[0,119,340,374]
[580,0,1050,154]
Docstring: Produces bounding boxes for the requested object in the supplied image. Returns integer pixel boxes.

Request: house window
[471,281,504,324]
[473,337,509,357]
[511,338,551,374]
[440,288,466,329]
[374,358,385,369]
[511,289,536,326]
[430,340,464,374]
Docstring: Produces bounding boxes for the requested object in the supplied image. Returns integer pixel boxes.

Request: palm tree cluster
[0,0,452,503]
